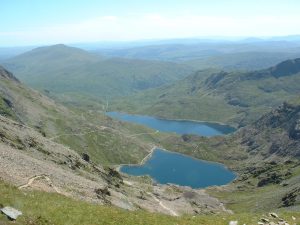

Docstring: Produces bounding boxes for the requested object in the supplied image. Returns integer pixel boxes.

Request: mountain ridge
[3,44,193,102]
[112,58,300,127]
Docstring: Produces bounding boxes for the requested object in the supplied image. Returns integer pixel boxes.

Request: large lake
[106,112,236,188]
[121,149,236,188]
[106,112,235,137]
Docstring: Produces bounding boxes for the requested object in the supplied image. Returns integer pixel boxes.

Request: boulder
[82,153,90,162]
[1,206,22,220]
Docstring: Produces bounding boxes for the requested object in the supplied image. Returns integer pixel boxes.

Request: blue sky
[1,0,300,46]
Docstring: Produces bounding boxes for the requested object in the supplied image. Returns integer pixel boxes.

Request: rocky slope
[0,66,229,216]
[204,101,300,212]
[148,100,300,212]
[0,64,299,222]
[0,65,156,165]
[239,101,300,159]
[0,114,228,216]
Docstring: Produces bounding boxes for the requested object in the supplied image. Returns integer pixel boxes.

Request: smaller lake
[106,112,235,137]
[121,149,236,188]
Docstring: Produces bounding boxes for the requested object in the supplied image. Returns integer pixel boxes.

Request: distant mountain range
[96,40,300,62]
[3,44,193,101]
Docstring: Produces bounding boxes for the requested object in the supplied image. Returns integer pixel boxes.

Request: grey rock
[1,206,22,220]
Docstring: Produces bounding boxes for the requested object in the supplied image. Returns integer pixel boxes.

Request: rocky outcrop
[238,102,300,159]
[257,172,283,187]
[289,119,300,140]
[204,71,227,88]
[229,212,296,225]
[282,187,300,207]
[82,153,90,162]
[0,66,19,82]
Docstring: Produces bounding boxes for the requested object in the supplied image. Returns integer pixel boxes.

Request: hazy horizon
[2,0,300,47]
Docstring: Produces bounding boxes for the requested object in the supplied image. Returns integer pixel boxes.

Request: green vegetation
[0,66,157,166]
[208,162,300,213]
[184,51,300,71]
[1,55,300,224]
[3,44,193,102]
[1,180,299,225]
[112,59,300,127]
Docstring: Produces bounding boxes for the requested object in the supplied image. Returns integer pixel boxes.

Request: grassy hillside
[2,180,299,225]
[1,64,300,223]
[153,100,300,214]
[1,100,300,224]
[0,65,158,165]
[0,67,238,218]
[3,44,193,101]
[112,59,300,127]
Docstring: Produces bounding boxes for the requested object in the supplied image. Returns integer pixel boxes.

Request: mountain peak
[8,44,100,64]
[270,58,300,78]
[31,43,86,53]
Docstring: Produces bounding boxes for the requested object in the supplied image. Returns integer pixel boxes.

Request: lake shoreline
[117,147,238,184]
[115,146,156,172]
[106,111,236,137]
[118,148,237,188]
[109,111,238,187]
[106,111,237,129]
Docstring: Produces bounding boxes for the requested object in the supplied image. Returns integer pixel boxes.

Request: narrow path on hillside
[18,175,62,194]
[147,192,178,216]
[127,130,159,137]
[140,146,156,164]
[49,125,159,141]
[49,126,107,140]
[123,179,178,216]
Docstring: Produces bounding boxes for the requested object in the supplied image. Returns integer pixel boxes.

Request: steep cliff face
[238,102,300,159]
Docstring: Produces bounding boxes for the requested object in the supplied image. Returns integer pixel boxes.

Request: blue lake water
[106,112,236,188]
[106,112,235,137]
[121,149,236,188]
